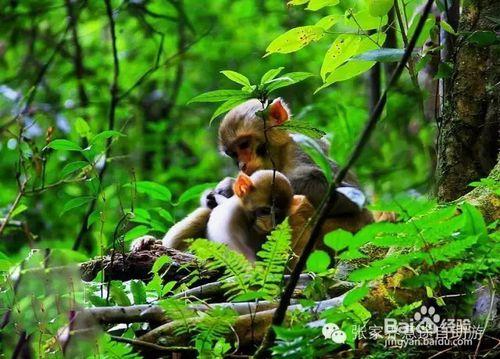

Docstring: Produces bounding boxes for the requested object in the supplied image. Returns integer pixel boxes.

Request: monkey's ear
[233,173,254,198]
[269,98,290,125]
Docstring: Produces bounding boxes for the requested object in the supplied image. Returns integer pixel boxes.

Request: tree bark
[436,0,500,202]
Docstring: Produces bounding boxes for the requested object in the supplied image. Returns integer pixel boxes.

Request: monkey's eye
[255,207,272,217]
[225,150,236,158]
[256,143,267,157]
[239,139,250,150]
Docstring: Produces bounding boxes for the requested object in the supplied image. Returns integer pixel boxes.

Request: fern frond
[254,220,292,299]
[159,297,196,336]
[190,239,253,299]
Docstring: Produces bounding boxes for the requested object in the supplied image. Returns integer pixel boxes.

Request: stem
[253,1,436,356]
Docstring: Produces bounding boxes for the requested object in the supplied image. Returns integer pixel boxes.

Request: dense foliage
[0,0,498,358]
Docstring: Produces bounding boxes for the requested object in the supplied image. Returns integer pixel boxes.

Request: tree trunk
[436,0,499,202]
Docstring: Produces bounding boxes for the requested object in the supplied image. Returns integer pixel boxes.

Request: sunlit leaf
[128,181,172,202]
[367,0,393,17]
[316,60,375,93]
[176,182,218,205]
[260,67,285,84]
[266,72,315,92]
[124,225,150,242]
[60,196,93,216]
[220,70,252,88]
[306,0,339,11]
[188,90,245,103]
[441,20,457,35]
[75,117,91,138]
[343,286,370,306]
[306,250,331,273]
[315,14,343,30]
[321,35,361,80]
[209,96,250,124]
[265,26,325,55]
[130,280,147,304]
[46,139,82,152]
[61,161,89,178]
[10,204,27,219]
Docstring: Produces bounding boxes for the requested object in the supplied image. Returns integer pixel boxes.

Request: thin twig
[109,335,195,353]
[253,1,436,356]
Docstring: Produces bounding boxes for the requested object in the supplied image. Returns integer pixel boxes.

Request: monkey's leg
[163,207,211,250]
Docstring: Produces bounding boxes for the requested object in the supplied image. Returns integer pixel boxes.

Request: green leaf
[87,209,102,228]
[294,134,333,182]
[345,10,387,30]
[265,26,325,55]
[354,48,406,62]
[280,120,326,139]
[109,281,131,306]
[367,0,393,17]
[343,286,370,306]
[260,67,285,84]
[46,139,82,152]
[315,15,343,30]
[461,203,487,238]
[130,280,147,304]
[131,181,172,202]
[10,204,27,219]
[435,62,453,79]
[306,0,339,11]
[316,60,375,93]
[60,196,93,216]
[90,130,124,144]
[175,182,217,205]
[188,90,245,103]
[151,255,173,274]
[266,72,314,92]
[75,117,91,138]
[209,96,250,124]
[288,0,309,5]
[321,35,361,80]
[306,250,331,273]
[124,225,150,242]
[467,31,498,46]
[61,161,88,178]
[220,70,252,88]
[441,20,457,35]
[324,229,354,251]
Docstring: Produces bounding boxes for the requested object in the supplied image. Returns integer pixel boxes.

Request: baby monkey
[207,169,293,261]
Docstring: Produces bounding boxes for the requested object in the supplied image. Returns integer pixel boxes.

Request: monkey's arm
[289,166,365,216]
[162,207,211,250]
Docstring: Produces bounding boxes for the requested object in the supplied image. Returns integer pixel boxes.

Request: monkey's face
[233,170,293,234]
[219,98,291,175]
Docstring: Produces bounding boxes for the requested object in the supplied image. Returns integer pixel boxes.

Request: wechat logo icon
[322,323,347,344]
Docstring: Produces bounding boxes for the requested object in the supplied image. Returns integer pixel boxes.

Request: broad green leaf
[87,209,102,228]
[61,161,88,178]
[265,26,325,55]
[293,134,333,182]
[220,70,252,88]
[209,96,250,124]
[408,17,435,47]
[345,10,387,31]
[260,67,285,84]
[124,225,150,242]
[306,250,331,273]
[321,35,361,80]
[75,117,91,138]
[131,181,172,202]
[109,281,131,306]
[151,255,173,274]
[324,229,354,251]
[316,60,375,93]
[130,280,147,304]
[10,204,27,219]
[367,0,393,17]
[288,0,309,5]
[188,90,245,103]
[46,139,82,152]
[467,31,498,46]
[343,286,370,306]
[161,281,177,296]
[315,15,343,30]
[156,208,174,223]
[90,130,124,144]
[280,120,326,139]
[266,72,314,92]
[306,0,339,11]
[354,48,406,62]
[176,182,218,205]
[461,203,487,238]
[60,196,93,216]
[356,33,387,54]
[441,20,457,35]
[435,62,453,79]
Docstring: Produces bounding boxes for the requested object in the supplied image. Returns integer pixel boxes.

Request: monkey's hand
[201,177,235,209]
[130,235,163,252]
